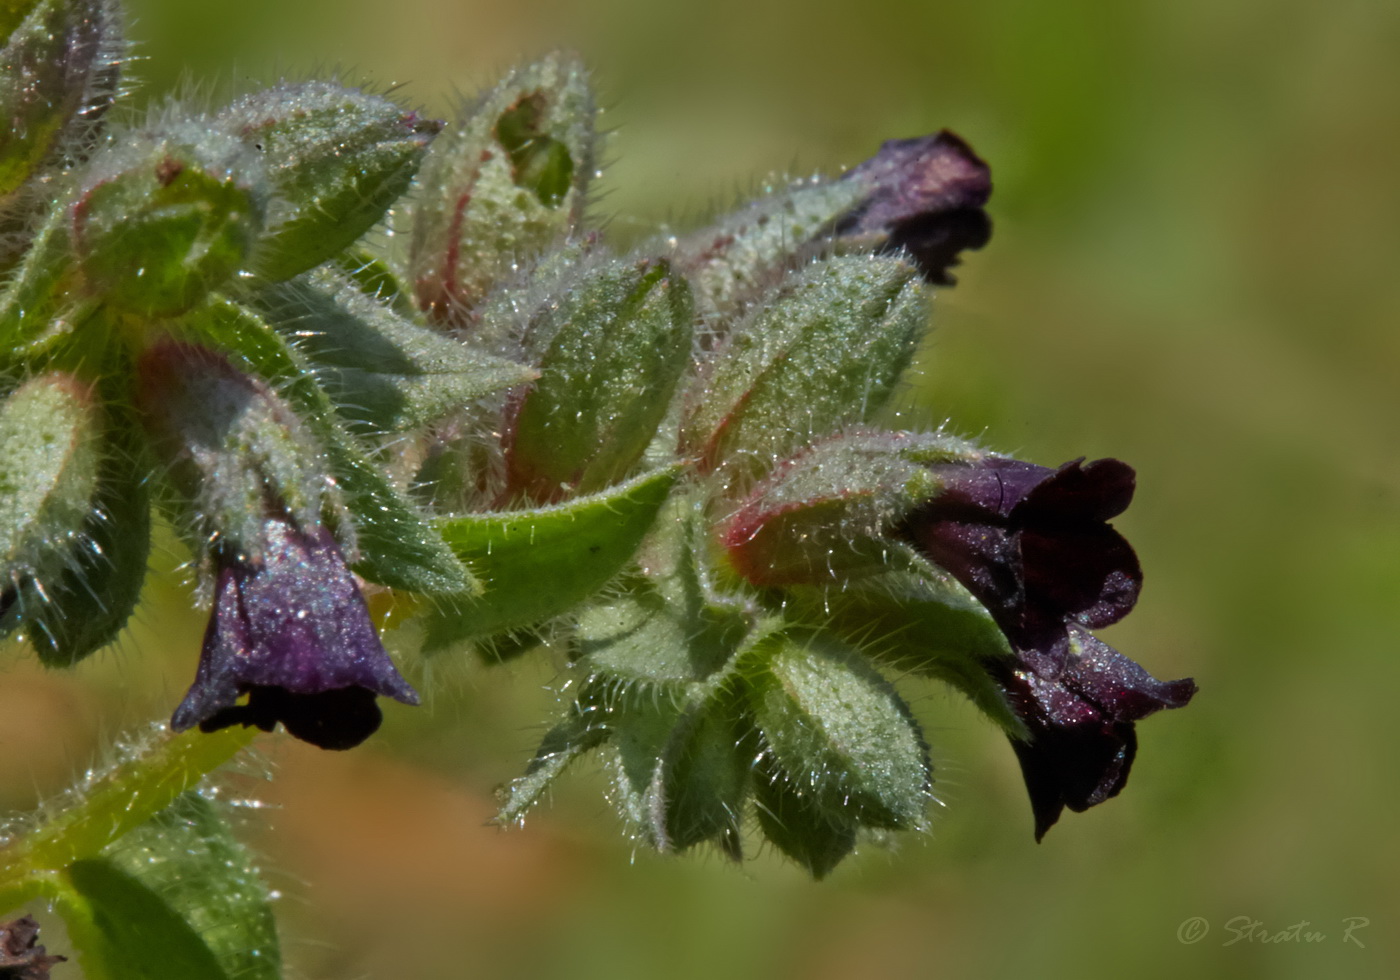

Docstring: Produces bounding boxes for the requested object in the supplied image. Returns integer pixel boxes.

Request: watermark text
[1177,916,1370,948]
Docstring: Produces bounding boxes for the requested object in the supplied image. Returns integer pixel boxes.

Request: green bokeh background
[3,0,1398,977]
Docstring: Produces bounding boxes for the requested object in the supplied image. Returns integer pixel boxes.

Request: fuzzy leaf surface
[742,627,931,831]
[506,257,693,500]
[184,297,476,595]
[250,271,535,434]
[213,82,439,282]
[409,52,595,319]
[423,464,678,646]
[682,255,927,488]
[62,793,278,980]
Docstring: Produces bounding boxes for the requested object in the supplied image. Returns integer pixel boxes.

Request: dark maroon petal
[1008,708,1137,842]
[921,458,1053,518]
[899,456,1141,644]
[1059,625,1197,722]
[903,517,1026,626]
[992,628,1195,840]
[1016,457,1136,524]
[837,130,993,285]
[172,517,418,749]
[1021,523,1142,631]
[199,686,385,751]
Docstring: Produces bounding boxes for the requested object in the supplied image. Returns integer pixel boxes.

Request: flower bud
[834,130,992,285]
[409,52,596,321]
[72,130,263,316]
[720,430,982,587]
[666,129,990,321]
[667,175,868,322]
[212,82,440,282]
[504,257,693,501]
[681,254,927,488]
[134,341,325,552]
[0,0,123,206]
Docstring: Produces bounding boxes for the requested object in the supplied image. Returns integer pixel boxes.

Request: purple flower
[990,625,1196,840]
[171,516,419,750]
[836,130,993,285]
[897,456,1195,838]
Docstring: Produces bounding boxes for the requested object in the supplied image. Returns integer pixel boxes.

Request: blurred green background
[3,0,1398,977]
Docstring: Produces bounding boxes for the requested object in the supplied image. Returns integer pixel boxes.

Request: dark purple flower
[896,456,1195,838]
[900,456,1142,658]
[837,130,993,285]
[990,625,1196,840]
[171,516,419,750]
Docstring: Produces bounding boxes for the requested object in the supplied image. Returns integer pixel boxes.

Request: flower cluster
[896,457,1196,838]
[0,0,1194,878]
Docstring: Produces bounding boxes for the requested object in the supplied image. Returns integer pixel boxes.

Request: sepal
[740,626,931,832]
[0,0,123,205]
[504,257,693,501]
[409,51,596,321]
[681,255,928,488]
[72,128,264,316]
[212,82,440,282]
[720,429,983,587]
[246,269,536,435]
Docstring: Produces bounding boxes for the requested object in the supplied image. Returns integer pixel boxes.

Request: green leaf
[681,254,928,488]
[0,727,256,907]
[752,753,857,879]
[182,296,476,595]
[211,82,440,282]
[741,626,931,831]
[505,257,694,500]
[423,463,679,647]
[61,793,278,980]
[0,372,102,634]
[247,270,536,434]
[654,686,753,855]
[29,375,152,666]
[789,561,1024,737]
[409,52,596,319]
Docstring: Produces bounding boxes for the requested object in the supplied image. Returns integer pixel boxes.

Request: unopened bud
[504,257,692,501]
[409,52,596,321]
[212,82,440,282]
[73,131,263,316]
